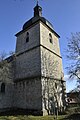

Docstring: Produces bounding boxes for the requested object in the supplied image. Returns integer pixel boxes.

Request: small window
[26,32,29,43]
[55,83,57,89]
[1,83,5,93]
[49,33,53,43]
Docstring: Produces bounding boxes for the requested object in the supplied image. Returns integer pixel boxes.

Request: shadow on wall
[0,108,43,116]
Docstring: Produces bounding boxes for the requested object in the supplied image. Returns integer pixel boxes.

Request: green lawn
[0,114,80,120]
[0,115,66,120]
[0,106,80,120]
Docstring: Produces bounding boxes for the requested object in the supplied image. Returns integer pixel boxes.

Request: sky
[0,0,80,92]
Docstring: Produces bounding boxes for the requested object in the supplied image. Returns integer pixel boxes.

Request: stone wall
[40,22,61,56]
[41,77,64,115]
[40,46,63,79]
[40,46,66,115]
[39,22,66,115]
[15,47,41,80]
[0,82,14,110]
[16,23,40,54]
[13,78,42,111]
[0,59,14,110]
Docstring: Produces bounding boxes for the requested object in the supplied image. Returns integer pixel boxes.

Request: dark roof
[15,16,60,38]
[23,16,53,30]
[5,55,15,63]
[15,4,60,38]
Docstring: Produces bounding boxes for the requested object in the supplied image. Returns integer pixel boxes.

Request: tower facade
[14,4,66,115]
[0,4,66,115]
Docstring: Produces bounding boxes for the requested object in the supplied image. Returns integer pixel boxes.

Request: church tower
[14,3,66,115]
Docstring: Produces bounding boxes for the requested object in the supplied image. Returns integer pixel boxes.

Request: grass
[0,114,80,120]
[0,115,66,120]
[0,106,80,120]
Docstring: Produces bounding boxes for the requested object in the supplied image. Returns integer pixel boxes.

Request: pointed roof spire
[37,0,39,5]
[34,1,42,17]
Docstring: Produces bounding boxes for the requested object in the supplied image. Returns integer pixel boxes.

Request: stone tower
[14,3,66,115]
[0,3,66,116]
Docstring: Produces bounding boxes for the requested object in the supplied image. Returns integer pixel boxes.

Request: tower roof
[15,4,60,38]
[22,3,54,31]
[34,3,42,17]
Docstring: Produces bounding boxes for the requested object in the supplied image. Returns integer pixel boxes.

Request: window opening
[49,33,53,43]
[55,83,57,89]
[1,83,5,93]
[26,32,29,43]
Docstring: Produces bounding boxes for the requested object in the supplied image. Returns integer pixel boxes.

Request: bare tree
[0,52,15,84]
[66,32,80,83]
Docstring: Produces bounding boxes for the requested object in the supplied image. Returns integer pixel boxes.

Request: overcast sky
[0,0,80,92]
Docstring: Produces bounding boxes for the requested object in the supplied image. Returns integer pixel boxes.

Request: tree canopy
[66,32,80,83]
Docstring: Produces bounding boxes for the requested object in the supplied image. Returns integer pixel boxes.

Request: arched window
[1,83,5,93]
[49,33,53,43]
[26,32,29,43]
[55,83,57,89]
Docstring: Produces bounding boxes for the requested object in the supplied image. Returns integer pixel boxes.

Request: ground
[0,115,65,120]
[0,105,80,120]
[0,114,80,120]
